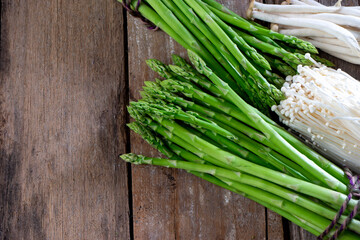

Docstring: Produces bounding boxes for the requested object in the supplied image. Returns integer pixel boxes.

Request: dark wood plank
[267,210,285,240]
[127,0,267,239]
[127,16,186,240]
[0,1,130,239]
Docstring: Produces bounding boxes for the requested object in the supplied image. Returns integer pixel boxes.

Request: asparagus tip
[187,50,205,74]
[120,153,145,164]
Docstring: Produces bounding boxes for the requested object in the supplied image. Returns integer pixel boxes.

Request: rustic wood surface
[0,0,359,239]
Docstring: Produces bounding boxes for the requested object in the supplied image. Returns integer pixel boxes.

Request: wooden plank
[267,210,285,240]
[0,1,130,239]
[127,0,267,239]
[127,15,186,240]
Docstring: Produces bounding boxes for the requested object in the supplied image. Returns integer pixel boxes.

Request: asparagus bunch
[119,0,333,115]
[121,52,360,239]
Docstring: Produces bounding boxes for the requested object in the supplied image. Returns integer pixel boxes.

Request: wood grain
[0,1,130,239]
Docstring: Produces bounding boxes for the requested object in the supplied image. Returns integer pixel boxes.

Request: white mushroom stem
[275,13,360,29]
[297,0,359,9]
[253,1,360,16]
[305,39,357,57]
[309,37,344,46]
[253,1,338,13]
[299,0,324,6]
[251,11,360,55]
[325,51,360,65]
[279,28,336,38]
[279,27,360,41]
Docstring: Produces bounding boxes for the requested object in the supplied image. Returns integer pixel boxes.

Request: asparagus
[188,50,347,193]
[120,0,242,94]
[167,64,224,97]
[129,118,317,232]
[159,0,250,95]
[253,33,282,48]
[248,58,285,88]
[201,0,318,54]
[122,154,360,237]
[171,54,191,68]
[276,41,335,67]
[171,0,275,111]
[183,0,283,106]
[191,1,272,71]
[263,54,297,77]
[163,143,330,236]
[128,120,333,229]
[136,101,312,179]
[133,109,356,211]
[120,1,359,237]
[234,29,313,66]
[142,76,348,185]
[146,59,174,79]
[143,84,332,185]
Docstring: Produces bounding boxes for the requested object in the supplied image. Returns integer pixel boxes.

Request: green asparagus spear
[200,0,318,54]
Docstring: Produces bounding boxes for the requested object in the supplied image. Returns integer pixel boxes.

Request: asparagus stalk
[233,29,313,66]
[141,102,308,179]
[188,50,347,193]
[191,0,272,71]
[120,0,240,94]
[171,54,191,68]
[159,0,250,95]
[163,143,337,235]
[142,85,329,185]
[171,0,273,111]
[128,118,317,233]
[141,113,356,210]
[248,58,285,88]
[279,43,336,67]
[200,0,318,53]
[263,54,297,76]
[142,77,348,185]
[121,154,360,237]
[253,33,283,48]
[183,0,284,107]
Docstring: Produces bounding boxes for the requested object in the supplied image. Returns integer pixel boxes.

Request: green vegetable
[202,0,318,53]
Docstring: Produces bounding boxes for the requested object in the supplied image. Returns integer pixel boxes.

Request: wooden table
[1,0,359,239]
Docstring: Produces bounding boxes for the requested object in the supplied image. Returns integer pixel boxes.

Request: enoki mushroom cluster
[273,55,360,171]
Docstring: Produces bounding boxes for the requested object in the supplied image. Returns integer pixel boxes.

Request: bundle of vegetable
[247,0,360,64]
[119,0,333,115]
[121,51,360,239]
